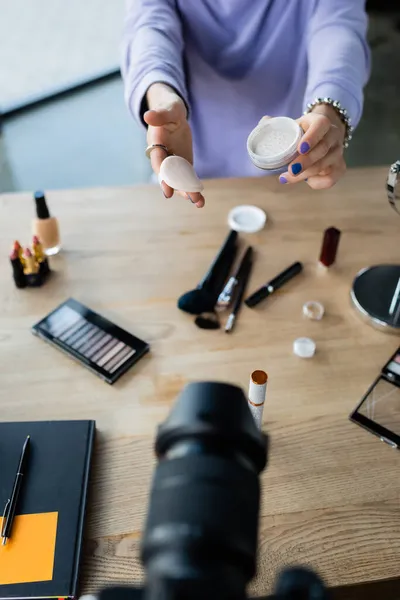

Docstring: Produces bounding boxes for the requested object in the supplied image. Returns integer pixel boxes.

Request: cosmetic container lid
[247,117,303,171]
[228,205,267,233]
[293,337,316,358]
[303,301,325,321]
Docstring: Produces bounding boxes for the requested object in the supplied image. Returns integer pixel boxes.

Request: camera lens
[141,382,268,600]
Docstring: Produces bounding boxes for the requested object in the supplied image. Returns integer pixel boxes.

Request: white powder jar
[247,117,303,171]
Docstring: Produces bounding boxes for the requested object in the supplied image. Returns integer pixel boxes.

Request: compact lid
[228,205,267,233]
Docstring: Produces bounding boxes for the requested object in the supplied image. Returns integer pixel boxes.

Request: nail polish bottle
[10,249,27,289]
[32,191,61,256]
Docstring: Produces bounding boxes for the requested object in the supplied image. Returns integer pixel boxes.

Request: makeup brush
[217,246,253,310]
[195,310,221,330]
[225,248,253,333]
[178,230,238,315]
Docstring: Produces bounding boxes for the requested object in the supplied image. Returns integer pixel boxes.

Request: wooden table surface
[0,168,399,598]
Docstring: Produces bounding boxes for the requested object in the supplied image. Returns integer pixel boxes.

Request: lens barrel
[141,382,268,600]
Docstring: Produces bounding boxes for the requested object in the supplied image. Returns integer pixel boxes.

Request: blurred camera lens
[141,382,268,600]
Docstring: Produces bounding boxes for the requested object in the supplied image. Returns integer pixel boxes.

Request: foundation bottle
[32,191,60,255]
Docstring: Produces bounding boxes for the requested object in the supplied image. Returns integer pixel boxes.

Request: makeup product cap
[293,337,316,358]
[303,301,325,321]
[228,205,267,233]
[34,190,50,219]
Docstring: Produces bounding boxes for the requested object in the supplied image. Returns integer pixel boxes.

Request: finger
[150,147,169,176]
[306,162,346,190]
[288,131,339,178]
[296,113,332,154]
[286,144,343,182]
[144,107,181,130]
[176,190,205,208]
[160,180,174,198]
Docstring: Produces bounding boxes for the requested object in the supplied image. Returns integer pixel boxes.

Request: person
[121,1,370,207]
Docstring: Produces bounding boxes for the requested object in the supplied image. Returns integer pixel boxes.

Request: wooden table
[1,168,399,599]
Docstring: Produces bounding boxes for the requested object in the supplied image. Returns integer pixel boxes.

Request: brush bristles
[178,289,215,315]
[195,312,220,330]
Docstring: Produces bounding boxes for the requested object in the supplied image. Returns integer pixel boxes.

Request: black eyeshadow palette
[32,298,150,384]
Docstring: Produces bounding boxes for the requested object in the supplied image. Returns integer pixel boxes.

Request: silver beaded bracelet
[304,97,353,149]
[387,159,400,215]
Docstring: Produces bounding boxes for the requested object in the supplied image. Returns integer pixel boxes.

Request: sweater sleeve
[303,0,371,128]
[121,0,189,126]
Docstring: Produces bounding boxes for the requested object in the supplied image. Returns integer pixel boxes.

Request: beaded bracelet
[304,97,353,149]
[387,159,400,215]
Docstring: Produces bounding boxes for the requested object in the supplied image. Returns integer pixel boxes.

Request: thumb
[144,105,181,128]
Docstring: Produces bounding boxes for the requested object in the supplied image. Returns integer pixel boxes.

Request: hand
[279,105,347,189]
[145,83,205,208]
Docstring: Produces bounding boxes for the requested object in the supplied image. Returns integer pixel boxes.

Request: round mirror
[351,265,400,333]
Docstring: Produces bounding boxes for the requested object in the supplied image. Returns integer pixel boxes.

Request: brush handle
[198,230,238,291]
[208,243,238,306]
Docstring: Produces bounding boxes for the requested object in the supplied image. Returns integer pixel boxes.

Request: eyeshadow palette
[32,298,150,384]
[350,346,400,448]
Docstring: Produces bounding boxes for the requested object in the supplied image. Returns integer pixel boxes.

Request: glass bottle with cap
[32,191,61,256]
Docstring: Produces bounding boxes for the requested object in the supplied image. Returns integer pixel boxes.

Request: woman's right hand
[145,83,205,208]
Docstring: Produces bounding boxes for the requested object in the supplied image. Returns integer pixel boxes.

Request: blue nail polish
[186,193,196,204]
[300,141,310,154]
[279,176,288,184]
[291,163,302,176]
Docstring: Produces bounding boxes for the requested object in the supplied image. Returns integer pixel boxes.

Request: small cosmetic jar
[247,117,303,172]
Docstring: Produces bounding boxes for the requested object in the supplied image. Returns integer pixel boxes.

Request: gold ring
[145,144,169,159]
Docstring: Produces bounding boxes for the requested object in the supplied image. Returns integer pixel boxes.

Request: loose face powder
[247,116,303,171]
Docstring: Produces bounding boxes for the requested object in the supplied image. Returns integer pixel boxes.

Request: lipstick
[319,227,341,268]
[32,235,50,277]
[13,240,25,266]
[23,247,41,287]
[9,249,27,289]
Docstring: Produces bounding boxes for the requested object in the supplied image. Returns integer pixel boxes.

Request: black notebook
[0,420,95,599]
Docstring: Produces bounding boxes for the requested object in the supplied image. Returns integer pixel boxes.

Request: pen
[225,249,253,332]
[245,261,303,308]
[1,435,30,545]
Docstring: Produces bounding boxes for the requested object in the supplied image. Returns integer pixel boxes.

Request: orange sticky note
[0,512,58,585]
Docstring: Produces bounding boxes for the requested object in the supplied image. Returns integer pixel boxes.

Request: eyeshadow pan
[65,322,94,346]
[388,360,400,376]
[395,354,400,364]
[103,345,132,371]
[32,298,149,384]
[97,341,126,367]
[74,328,105,352]
[50,309,81,337]
[109,348,136,373]
[87,337,118,362]
[59,318,88,342]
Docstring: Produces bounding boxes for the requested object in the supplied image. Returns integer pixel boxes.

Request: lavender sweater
[121,0,370,178]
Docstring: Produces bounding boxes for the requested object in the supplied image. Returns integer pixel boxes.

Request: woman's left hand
[279,105,347,189]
